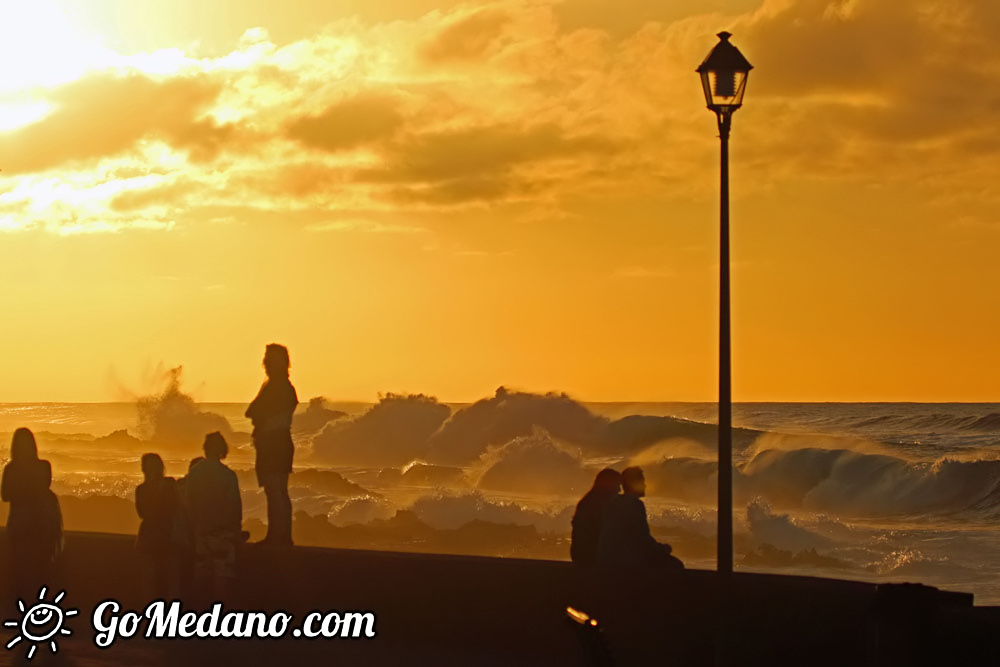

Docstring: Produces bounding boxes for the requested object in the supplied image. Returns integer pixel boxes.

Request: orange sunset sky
[0,0,996,403]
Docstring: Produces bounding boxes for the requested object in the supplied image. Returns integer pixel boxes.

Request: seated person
[571,468,621,566]
[597,466,683,571]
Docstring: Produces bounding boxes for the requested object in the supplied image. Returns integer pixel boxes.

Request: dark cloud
[0,72,231,173]
[744,0,1000,144]
[553,0,761,40]
[277,164,346,197]
[747,1,924,96]
[376,123,616,182]
[420,8,513,63]
[384,176,532,206]
[352,123,619,204]
[287,93,404,152]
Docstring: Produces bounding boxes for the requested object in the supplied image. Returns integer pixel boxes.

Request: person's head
[203,432,228,460]
[621,466,646,497]
[141,453,165,481]
[188,456,204,473]
[592,468,621,495]
[263,343,290,379]
[10,428,38,463]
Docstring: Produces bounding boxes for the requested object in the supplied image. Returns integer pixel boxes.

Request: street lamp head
[696,31,753,117]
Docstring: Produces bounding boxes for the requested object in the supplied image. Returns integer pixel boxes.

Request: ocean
[1,396,999,604]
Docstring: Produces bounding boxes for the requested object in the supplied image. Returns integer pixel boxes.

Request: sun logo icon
[3,587,77,660]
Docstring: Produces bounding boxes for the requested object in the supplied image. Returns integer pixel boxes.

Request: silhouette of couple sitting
[136,432,243,600]
[571,466,683,571]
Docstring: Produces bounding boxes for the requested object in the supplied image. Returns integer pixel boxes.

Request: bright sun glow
[0,1,112,130]
[0,1,110,91]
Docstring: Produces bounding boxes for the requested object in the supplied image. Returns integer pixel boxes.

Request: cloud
[4,0,1000,233]
[287,93,404,152]
[110,179,202,212]
[733,0,1000,187]
[0,2,683,225]
[372,123,617,182]
[304,219,428,233]
[354,122,621,205]
[55,219,175,235]
[420,7,514,63]
[0,72,230,174]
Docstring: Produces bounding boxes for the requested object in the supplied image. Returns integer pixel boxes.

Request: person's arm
[41,460,52,489]
[255,383,296,432]
[622,497,654,546]
[245,384,266,420]
[1,465,11,502]
[164,479,180,515]
[235,487,243,532]
[135,484,148,519]
[636,499,670,556]
[228,470,242,533]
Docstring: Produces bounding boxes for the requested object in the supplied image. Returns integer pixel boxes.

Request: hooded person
[570,468,622,566]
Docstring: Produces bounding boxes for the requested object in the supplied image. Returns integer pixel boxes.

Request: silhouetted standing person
[597,466,683,570]
[245,344,298,546]
[571,468,621,566]
[185,432,242,599]
[135,453,182,599]
[1,428,62,598]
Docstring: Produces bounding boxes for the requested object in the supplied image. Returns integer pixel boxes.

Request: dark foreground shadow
[0,531,996,666]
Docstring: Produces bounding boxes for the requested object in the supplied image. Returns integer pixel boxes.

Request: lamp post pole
[697,32,750,666]
[717,111,733,580]
[697,29,750,582]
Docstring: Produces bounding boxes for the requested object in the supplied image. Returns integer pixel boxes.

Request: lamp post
[697,32,752,581]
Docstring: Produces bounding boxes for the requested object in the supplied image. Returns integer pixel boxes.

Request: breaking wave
[308,387,761,468]
[312,393,450,466]
[848,411,1000,435]
[474,430,592,495]
[409,491,572,533]
[136,367,235,448]
[744,447,1000,516]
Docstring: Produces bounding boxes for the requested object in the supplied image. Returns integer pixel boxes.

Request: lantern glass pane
[705,70,748,112]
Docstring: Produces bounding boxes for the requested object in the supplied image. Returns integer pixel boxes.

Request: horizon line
[0,398,997,405]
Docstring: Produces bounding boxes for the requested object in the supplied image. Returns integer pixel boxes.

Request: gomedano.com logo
[2,588,376,658]
[94,600,377,647]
